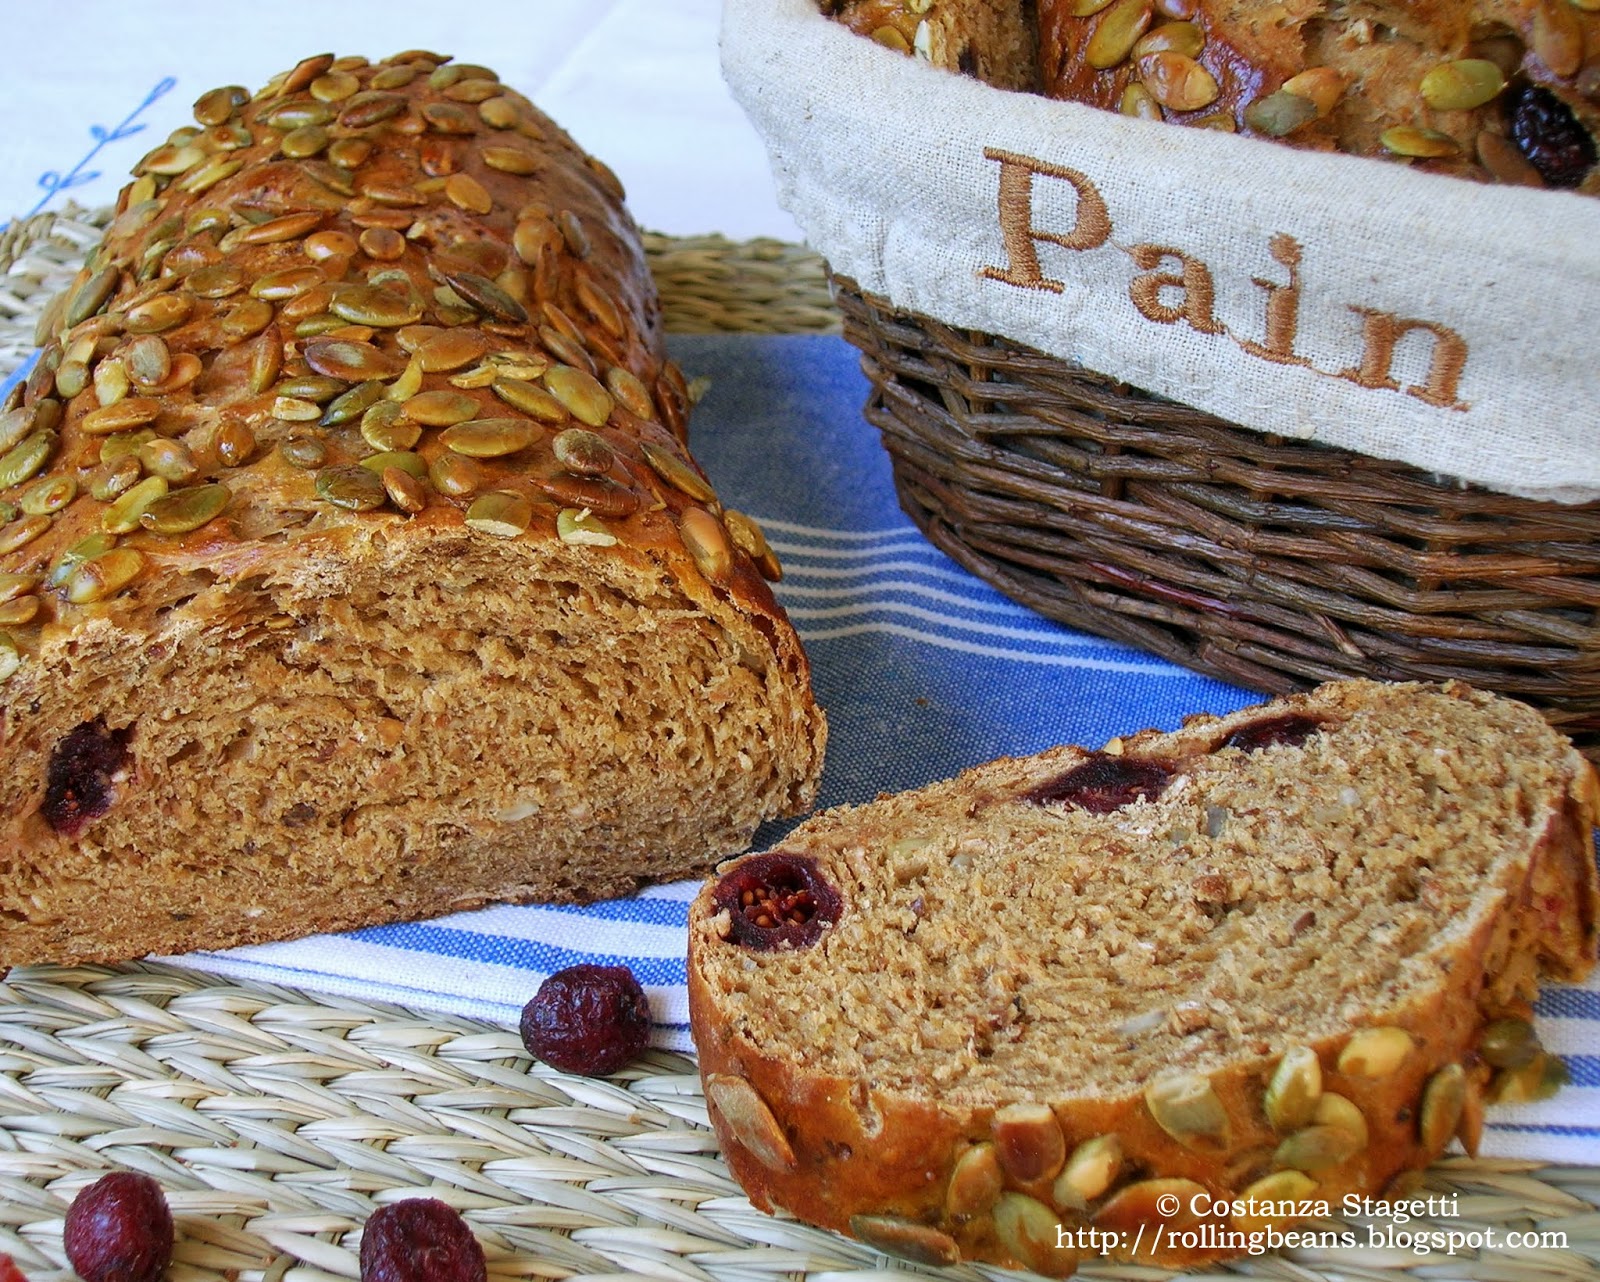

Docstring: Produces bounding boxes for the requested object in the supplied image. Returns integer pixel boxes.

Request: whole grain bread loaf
[0,50,826,968]
[825,0,1600,191]
[688,680,1598,1273]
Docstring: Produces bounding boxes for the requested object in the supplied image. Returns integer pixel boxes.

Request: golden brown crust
[688,680,1597,1273]
[0,51,826,966]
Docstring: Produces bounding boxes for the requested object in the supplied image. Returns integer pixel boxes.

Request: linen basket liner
[721,0,1600,504]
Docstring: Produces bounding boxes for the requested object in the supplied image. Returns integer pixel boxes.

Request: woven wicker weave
[832,276,1600,755]
[0,209,1596,1282]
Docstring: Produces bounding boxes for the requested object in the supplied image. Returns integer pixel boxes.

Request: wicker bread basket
[831,279,1600,752]
[723,0,1600,754]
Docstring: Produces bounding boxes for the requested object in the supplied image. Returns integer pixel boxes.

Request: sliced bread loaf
[687,679,1599,1272]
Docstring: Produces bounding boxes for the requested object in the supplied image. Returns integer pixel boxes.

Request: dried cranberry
[62,1172,173,1282]
[519,964,652,1076]
[1024,754,1172,812]
[1510,86,1596,188]
[0,1255,26,1282]
[41,719,130,836]
[1219,713,1326,752]
[359,1199,486,1282]
[710,851,843,950]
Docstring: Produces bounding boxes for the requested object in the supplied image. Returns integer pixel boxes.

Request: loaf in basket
[0,50,826,967]
[688,679,1599,1272]
[829,0,1599,190]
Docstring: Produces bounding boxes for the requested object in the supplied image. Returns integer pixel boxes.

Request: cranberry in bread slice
[688,679,1597,1272]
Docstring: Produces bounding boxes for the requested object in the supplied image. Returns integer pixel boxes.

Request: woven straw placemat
[0,208,1595,1282]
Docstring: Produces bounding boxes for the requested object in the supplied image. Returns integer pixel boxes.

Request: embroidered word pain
[978,148,1470,413]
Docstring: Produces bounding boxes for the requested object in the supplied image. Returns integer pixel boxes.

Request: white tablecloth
[0,0,800,240]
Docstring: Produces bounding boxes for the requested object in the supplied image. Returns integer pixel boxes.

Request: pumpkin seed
[493,377,568,422]
[1534,0,1584,76]
[0,594,38,626]
[146,349,200,395]
[330,286,422,328]
[0,406,41,455]
[280,436,327,469]
[1419,1063,1467,1152]
[17,473,74,516]
[552,428,615,476]
[433,268,527,323]
[724,510,779,579]
[444,173,493,214]
[272,397,323,422]
[370,64,418,91]
[994,1193,1070,1276]
[1265,1045,1322,1130]
[215,421,256,467]
[1089,0,1155,68]
[0,431,56,489]
[1245,89,1320,136]
[139,143,206,177]
[945,1141,1003,1219]
[467,490,534,537]
[139,483,230,535]
[513,217,558,266]
[441,418,537,458]
[304,230,360,261]
[0,512,52,554]
[102,476,169,537]
[222,297,276,340]
[1144,1073,1231,1148]
[53,360,89,400]
[328,137,374,169]
[310,71,361,102]
[679,507,732,584]
[478,96,520,129]
[848,1215,959,1268]
[359,227,407,261]
[339,91,407,128]
[397,390,475,428]
[1279,67,1346,113]
[1479,1017,1539,1069]
[125,293,193,335]
[355,403,416,452]
[47,533,118,588]
[262,100,334,131]
[122,334,171,389]
[65,548,145,604]
[1052,1134,1122,1210]
[137,439,198,484]
[1138,51,1220,110]
[420,102,477,135]
[1338,1026,1412,1077]
[556,506,617,546]
[481,145,539,175]
[381,465,428,514]
[323,380,387,426]
[66,267,121,327]
[1134,20,1203,58]
[534,473,638,519]
[603,366,654,419]
[557,210,591,259]
[0,631,18,679]
[1234,1171,1317,1234]
[1380,125,1460,158]
[175,155,244,195]
[419,329,491,372]
[354,446,426,479]
[642,440,717,502]
[384,355,425,403]
[0,573,38,604]
[99,429,157,465]
[251,266,325,301]
[429,451,481,497]
[188,263,247,300]
[544,365,613,426]
[315,465,387,510]
[304,339,404,382]
[1313,1094,1366,1146]
[193,84,247,126]
[1419,58,1505,110]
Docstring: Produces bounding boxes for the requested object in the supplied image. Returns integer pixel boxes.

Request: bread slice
[688,680,1598,1273]
[0,51,826,967]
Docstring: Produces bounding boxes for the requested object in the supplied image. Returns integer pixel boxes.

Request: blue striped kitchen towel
[4,335,1595,1164]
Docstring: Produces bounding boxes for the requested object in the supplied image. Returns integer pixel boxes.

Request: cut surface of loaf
[0,50,826,967]
[824,0,1599,192]
[688,680,1598,1273]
